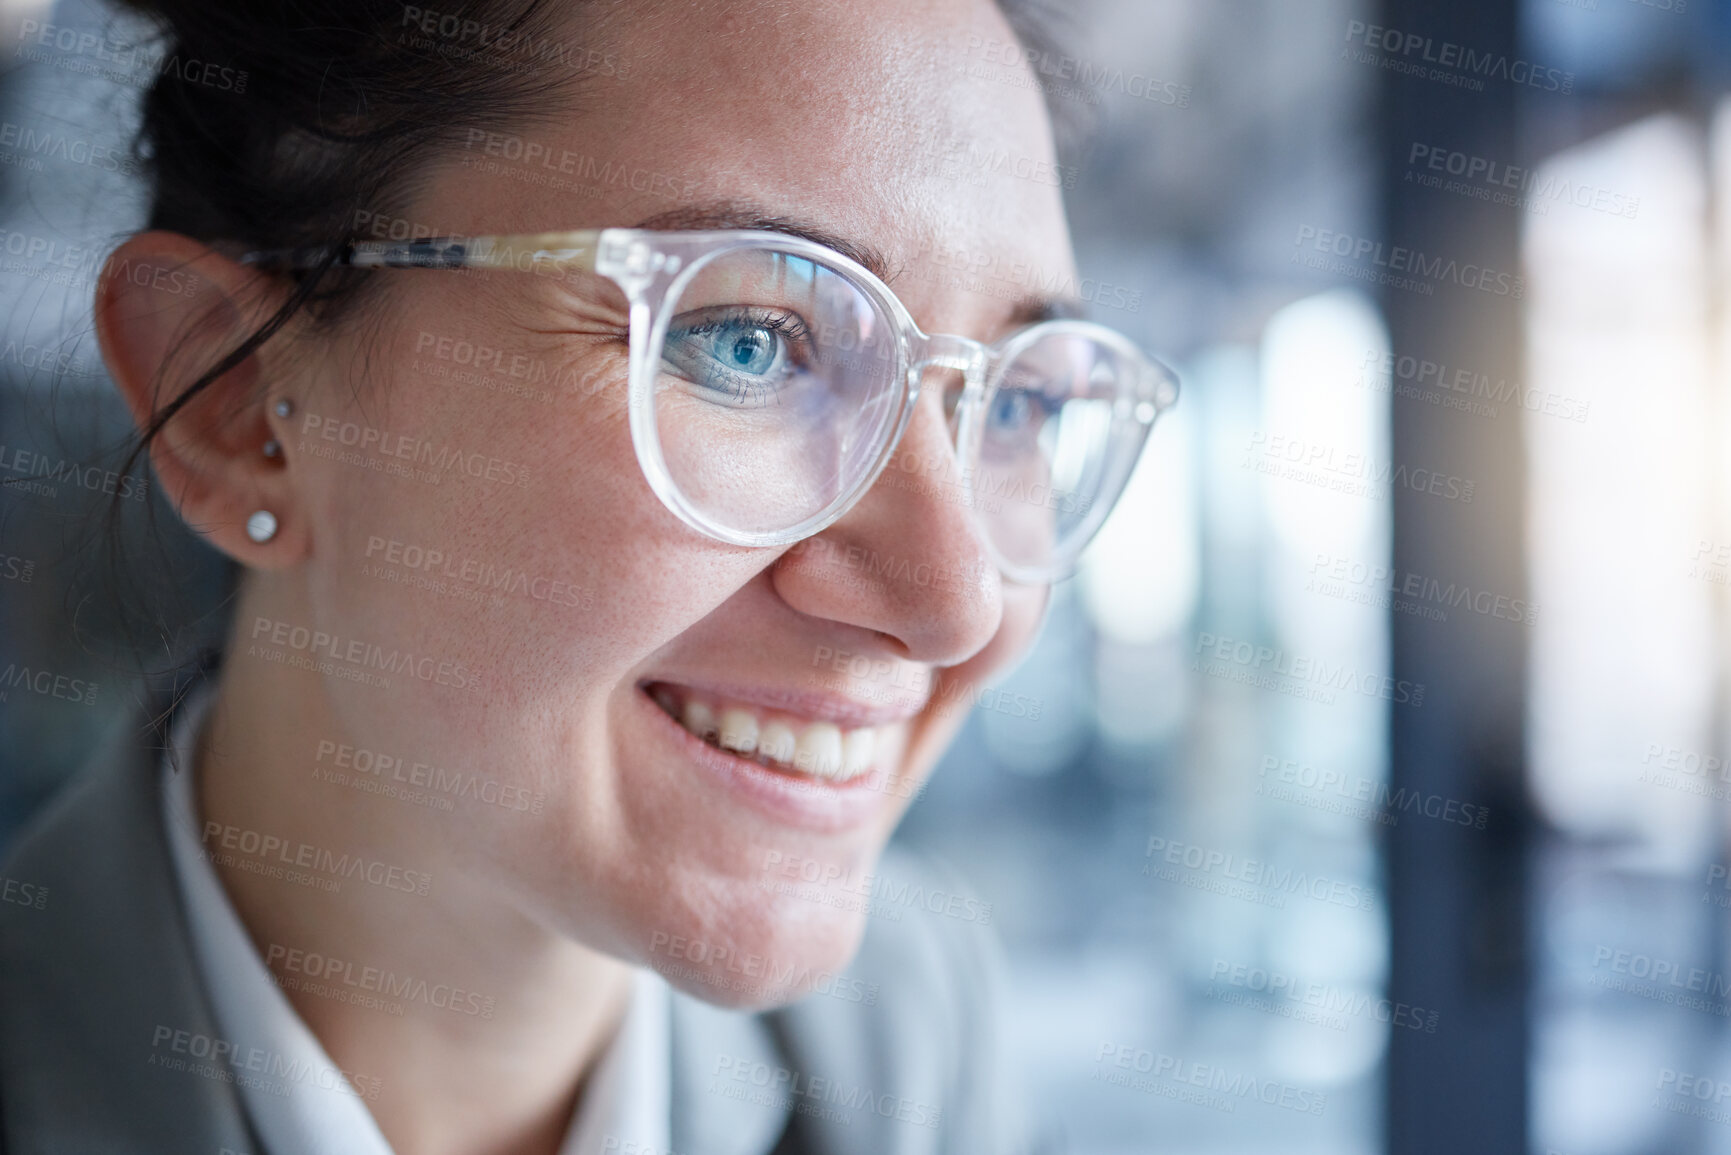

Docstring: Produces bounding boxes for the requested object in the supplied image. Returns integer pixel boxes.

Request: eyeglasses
[244,229,1179,583]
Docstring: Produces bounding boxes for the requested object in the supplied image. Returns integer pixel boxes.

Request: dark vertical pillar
[1377,3,1532,1153]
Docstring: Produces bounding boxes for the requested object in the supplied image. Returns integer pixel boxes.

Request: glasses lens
[971,330,1144,575]
[651,247,902,537]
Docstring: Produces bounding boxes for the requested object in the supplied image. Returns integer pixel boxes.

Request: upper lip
[641,678,928,729]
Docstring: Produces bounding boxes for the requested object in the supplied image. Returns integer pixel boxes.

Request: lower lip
[635,686,904,832]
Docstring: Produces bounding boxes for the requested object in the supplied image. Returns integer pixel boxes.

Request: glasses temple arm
[239,231,605,274]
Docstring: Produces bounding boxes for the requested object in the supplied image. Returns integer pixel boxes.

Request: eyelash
[673,307,812,349]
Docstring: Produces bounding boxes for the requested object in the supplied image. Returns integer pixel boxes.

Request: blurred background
[3,0,1729,1151]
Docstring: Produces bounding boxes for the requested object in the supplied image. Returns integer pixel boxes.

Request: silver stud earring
[273,398,293,418]
[245,510,278,543]
[262,438,281,458]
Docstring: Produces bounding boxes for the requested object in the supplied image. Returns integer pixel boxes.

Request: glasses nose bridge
[908,331,988,382]
[906,332,990,446]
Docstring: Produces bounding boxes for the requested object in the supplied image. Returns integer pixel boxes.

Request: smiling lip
[635,681,920,831]
[641,679,927,730]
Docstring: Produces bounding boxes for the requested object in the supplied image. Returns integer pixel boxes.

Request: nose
[770,378,1003,666]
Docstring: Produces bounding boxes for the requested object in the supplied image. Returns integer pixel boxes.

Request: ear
[94,231,311,567]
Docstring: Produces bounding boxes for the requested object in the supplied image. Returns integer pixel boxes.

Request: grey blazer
[0,690,1033,1154]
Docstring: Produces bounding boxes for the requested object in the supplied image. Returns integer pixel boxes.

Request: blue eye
[988,387,1045,434]
[662,309,807,405]
[715,325,776,374]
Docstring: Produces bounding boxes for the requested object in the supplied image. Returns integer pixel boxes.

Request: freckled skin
[98,0,1074,1146]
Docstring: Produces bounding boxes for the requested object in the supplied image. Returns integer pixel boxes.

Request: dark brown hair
[115,0,584,460]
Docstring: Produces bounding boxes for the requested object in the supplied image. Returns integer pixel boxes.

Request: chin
[638,883,872,1011]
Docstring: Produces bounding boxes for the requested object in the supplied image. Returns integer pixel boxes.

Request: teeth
[796,723,844,779]
[657,689,883,782]
[682,700,718,742]
[759,721,797,763]
[718,708,758,754]
[843,729,875,776]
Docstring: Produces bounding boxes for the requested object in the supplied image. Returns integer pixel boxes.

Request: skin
[95,1,1076,1152]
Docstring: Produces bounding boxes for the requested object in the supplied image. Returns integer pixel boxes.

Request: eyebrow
[1008,295,1084,327]
[630,199,1084,334]
[630,201,893,282]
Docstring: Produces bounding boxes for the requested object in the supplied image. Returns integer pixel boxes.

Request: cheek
[299,329,753,684]
[283,336,773,882]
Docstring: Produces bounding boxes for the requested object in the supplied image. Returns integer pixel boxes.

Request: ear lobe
[94,231,310,566]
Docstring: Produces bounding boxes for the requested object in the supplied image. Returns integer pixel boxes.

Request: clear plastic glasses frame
[244,228,1180,583]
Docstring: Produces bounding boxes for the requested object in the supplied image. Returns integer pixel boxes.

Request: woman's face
[263,0,1073,1006]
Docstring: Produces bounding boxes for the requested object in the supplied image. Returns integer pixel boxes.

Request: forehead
[416,0,1076,330]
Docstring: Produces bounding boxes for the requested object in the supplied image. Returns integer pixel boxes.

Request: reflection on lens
[973,332,1135,574]
[652,247,901,537]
